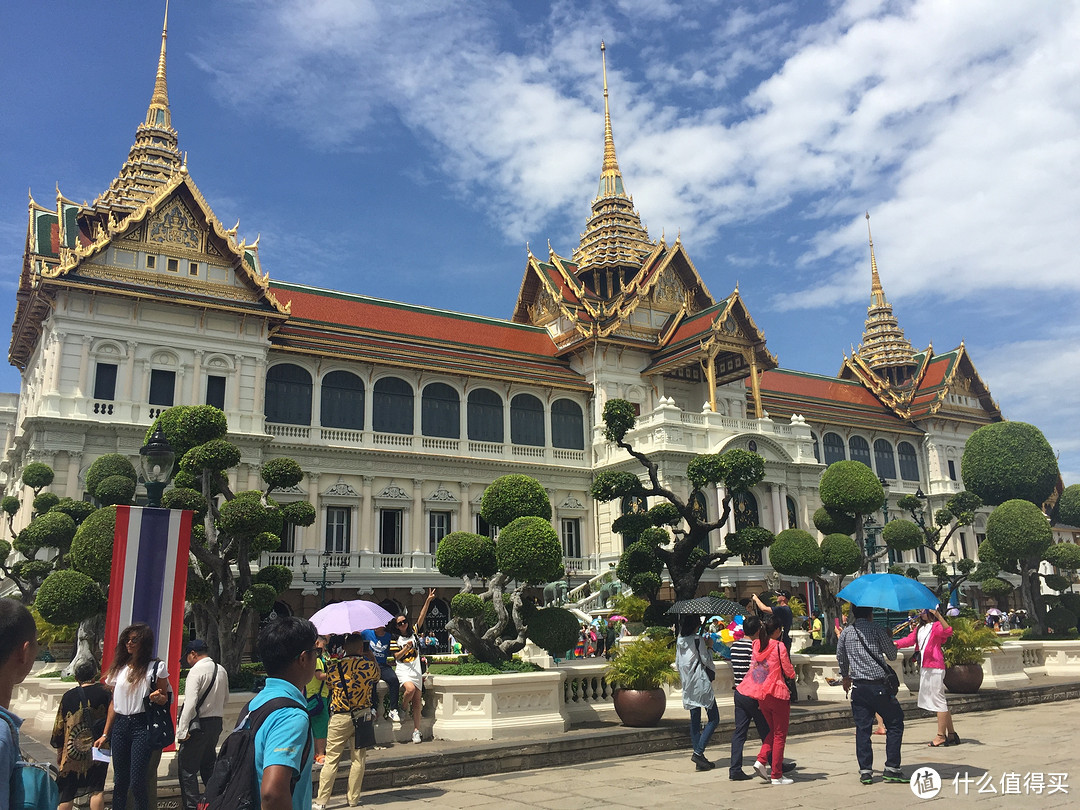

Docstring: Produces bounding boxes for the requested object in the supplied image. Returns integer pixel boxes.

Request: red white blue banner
[103,505,193,738]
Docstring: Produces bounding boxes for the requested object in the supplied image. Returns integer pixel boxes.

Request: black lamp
[140,427,175,508]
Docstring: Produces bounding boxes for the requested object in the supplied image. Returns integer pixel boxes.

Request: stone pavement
[336,700,1079,809]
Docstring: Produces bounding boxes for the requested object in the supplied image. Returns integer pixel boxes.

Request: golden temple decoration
[855,213,916,378]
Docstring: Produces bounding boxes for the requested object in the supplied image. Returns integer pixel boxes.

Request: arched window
[898,441,920,481]
[421,383,459,438]
[874,439,897,480]
[689,490,709,552]
[372,377,413,434]
[510,393,544,446]
[467,389,503,443]
[265,364,312,425]
[551,399,584,450]
[823,432,845,465]
[733,491,762,564]
[811,432,820,463]
[786,496,799,529]
[321,371,364,430]
[849,436,872,468]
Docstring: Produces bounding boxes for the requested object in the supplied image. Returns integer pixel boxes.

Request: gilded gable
[652,268,685,309]
[148,198,203,252]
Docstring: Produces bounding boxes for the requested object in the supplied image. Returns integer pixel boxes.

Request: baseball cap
[773,589,791,599]
[184,639,209,655]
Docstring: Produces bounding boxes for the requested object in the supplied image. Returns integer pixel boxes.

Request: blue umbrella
[836,573,940,612]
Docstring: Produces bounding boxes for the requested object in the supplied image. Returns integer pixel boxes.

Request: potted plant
[943,617,1003,693]
[604,633,679,727]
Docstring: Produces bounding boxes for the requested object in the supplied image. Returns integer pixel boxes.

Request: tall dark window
[823,432,846,465]
[786,496,799,529]
[898,441,920,481]
[561,518,581,558]
[321,370,364,429]
[849,435,872,468]
[476,513,496,539]
[510,393,544,446]
[948,460,957,481]
[551,399,584,450]
[279,521,296,553]
[266,363,313,425]
[148,369,176,406]
[372,377,413,434]
[325,506,350,554]
[205,375,226,410]
[380,509,403,554]
[429,511,451,554]
[467,388,504,442]
[422,383,460,438]
[874,439,897,480]
[94,362,117,400]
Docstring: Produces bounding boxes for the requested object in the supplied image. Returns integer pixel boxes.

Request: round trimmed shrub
[978,577,1013,596]
[647,502,681,526]
[85,454,137,496]
[450,592,484,619]
[770,529,823,578]
[18,511,77,551]
[813,506,857,536]
[821,533,862,576]
[173,470,200,491]
[261,457,304,490]
[985,499,1053,562]
[630,571,662,599]
[68,507,117,583]
[254,564,294,594]
[1045,542,1080,572]
[13,559,53,582]
[35,569,105,626]
[481,475,551,526]
[182,439,241,474]
[186,567,212,604]
[161,487,208,519]
[1044,574,1073,593]
[1060,592,1080,616]
[638,526,670,546]
[179,405,229,448]
[725,526,774,557]
[217,491,272,538]
[495,516,562,584]
[602,398,637,443]
[1045,605,1078,634]
[22,462,54,491]
[527,607,580,656]
[616,541,663,586]
[819,461,884,516]
[881,519,924,553]
[242,583,276,614]
[962,421,1059,506]
[611,511,652,539]
[248,531,281,557]
[281,501,316,528]
[1,496,20,516]
[95,475,136,506]
[50,498,96,524]
[33,492,60,514]
[436,532,497,579]
[1058,484,1080,528]
[591,470,643,502]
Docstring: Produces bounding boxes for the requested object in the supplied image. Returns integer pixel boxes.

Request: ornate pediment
[377,484,410,500]
[148,198,203,252]
[324,481,359,497]
[651,267,685,309]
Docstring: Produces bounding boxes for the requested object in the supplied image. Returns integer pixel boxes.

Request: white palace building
[1,20,1005,625]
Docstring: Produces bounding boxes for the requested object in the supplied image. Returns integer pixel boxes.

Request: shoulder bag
[854,629,900,696]
[145,659,176,749]
[335,663,375,749]
[187,661,219,735]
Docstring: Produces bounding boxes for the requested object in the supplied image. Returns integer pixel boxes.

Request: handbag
[694,638,715,682]
[307,678,327,719]
[144,659,176,749]
[187,661,219,736]
[853,629,900,696]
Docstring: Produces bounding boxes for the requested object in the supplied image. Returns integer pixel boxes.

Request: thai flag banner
[102,505,193,738]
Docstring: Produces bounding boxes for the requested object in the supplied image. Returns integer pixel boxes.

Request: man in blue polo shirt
[251,617,319,810]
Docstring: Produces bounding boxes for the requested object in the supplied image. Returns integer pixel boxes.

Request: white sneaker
[388,709,401,722]
[412,729,422,744]
[753,760,769,781]
[313,803,327,810]
[771,776,794,785]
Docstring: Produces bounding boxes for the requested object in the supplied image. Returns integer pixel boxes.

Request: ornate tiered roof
[854,213,916,382]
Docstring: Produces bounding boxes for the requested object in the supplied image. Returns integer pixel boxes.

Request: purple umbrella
[986,608,1003,616]
[309,600,394,635]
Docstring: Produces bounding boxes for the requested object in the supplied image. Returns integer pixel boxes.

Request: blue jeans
[689,700,719,757]
[730,691,770,777]
[851,680,904,773]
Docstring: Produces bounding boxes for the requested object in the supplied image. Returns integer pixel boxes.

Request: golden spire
[92,1,182,214]
[856,213,915,382]
[572,42,653,280]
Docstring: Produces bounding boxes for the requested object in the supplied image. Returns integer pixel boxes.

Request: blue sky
[2,0,1078,484]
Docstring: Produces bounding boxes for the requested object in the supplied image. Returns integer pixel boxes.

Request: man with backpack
[202,617,318,810]
[1,598,48,810]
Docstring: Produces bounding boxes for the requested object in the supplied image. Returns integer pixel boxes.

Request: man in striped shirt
[836,605,906,785]
[728,616,795,780]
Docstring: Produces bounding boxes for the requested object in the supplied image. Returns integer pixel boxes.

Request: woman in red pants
[735,615,795,785]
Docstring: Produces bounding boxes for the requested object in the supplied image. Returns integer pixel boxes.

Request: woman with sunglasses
[389,589,436,743]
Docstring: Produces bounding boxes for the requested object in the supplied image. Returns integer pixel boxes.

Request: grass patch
[427,658,542,676]
[37,670,64,678]
[800,642,838,656]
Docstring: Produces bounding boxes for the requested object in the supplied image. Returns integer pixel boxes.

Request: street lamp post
[301,551,347,608]
[864,514,880,573]
[946,550,963,608]
[139,427,176,508]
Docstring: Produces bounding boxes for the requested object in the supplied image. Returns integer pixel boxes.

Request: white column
[307,473,321,552]
[771,483,785,534]
[77,336,92,398]
[412,479,424,556]
[359,476,374,552]
[229,355,243,414]
[65,452,83,499]
[779,484,789,531]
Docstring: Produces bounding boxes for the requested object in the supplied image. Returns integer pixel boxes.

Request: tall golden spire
[93,1,183,214]
[572,42,653,281]
[856,213,916,384]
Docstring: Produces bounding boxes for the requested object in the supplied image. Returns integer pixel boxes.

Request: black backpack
[198,697,312,810]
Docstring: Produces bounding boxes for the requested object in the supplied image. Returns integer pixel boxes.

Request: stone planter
[944,663,984,694]
[428,670,569,741]
[612,687,667,727]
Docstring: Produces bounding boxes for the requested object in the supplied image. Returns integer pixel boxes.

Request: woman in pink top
[735,615,796,784]
[897,606,958,746]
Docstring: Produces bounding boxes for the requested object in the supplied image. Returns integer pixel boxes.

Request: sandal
[928,736,949,747]
[946,733,961,746]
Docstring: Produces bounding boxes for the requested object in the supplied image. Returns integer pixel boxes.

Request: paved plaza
[339,700,1079,809]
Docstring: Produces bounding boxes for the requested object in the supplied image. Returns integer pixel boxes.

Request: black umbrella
[666,596,745,617]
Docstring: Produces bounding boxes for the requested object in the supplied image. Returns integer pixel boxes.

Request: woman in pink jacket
[735,615,796,784]
[898,606,958,746]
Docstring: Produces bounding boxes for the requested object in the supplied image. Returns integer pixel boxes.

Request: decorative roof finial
[866,211,884,308]
[147,1,171,128]
[597,41,626,201]
[857,213,915,375]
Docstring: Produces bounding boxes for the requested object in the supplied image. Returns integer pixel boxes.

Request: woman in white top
[389,589,435,744]
[93,623,169,810]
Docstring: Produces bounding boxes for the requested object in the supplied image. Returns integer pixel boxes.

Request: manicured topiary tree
[592,399,766,617]
[961,422,1059,507]
[436,474,573,664]
[1057,485,1080,528]
[816,461,887,573]
[769,528,860,644]
[977,499,1053,633]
